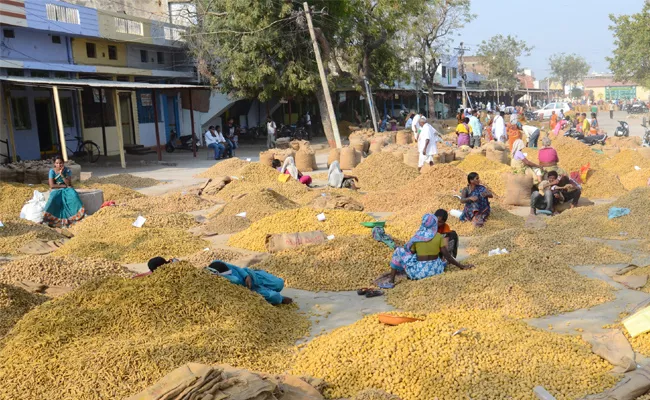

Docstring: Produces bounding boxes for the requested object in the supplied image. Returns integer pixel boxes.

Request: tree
[570,87,584,99]
[548,53,590,91]
[186,0,415,147]
[476,35,532,93]
[405,0,473,118]
[607,2,650,88]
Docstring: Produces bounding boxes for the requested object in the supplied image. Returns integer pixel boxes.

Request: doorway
[34,99,54,153]
[118,93,135,145]
[164,95,178,141]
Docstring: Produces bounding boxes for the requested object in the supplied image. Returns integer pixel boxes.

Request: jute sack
[503,173,533,206]
[0,165,17,182]
[470,147,486,156]
[259,150,275,167]
[295,149,316,172]
[340,146,358,169]
[274,149,295,163]
[486,141,506,152]
[67,163,81,182]
[486,148,509,165]
[290,140,301,151]
[327,148,340,167]
[432,154,442,164]
[603,146,621,158]
[266,231,327,253]
[349,137,366,154]
[369,138,385,154]
[404,148,419,168]
[387,131,397,144]
[638,148,650,159]
[396,131,410,145]
[455,149,470,161]
[444,150,455,163]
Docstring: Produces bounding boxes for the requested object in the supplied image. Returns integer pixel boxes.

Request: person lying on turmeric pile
[140,257,293,305]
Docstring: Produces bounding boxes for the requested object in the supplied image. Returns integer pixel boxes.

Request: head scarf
[541,137,552,148]
[405,213,438,250]
[511,139,525,157]
[327,160,344,188]
[281,156,299,180]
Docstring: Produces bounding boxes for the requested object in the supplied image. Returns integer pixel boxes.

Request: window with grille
[115,17,144,36]
[46,4,80,24]
[164,27,185,42]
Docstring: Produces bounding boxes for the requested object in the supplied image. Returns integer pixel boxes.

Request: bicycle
[57,136,101,163]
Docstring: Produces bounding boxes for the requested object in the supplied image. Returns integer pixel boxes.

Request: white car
[536,102,572,120]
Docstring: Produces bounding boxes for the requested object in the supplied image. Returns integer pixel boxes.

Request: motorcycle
[628,102,649,114]
[524,111,539,121]
[614,121,630,137]
[165,130,198,153]
[643,118,650,147]
[564,129,608,146]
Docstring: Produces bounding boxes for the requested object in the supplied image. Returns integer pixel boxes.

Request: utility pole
[303,2,342,148]
[363,77,379,132]
[496,78,500,105]
[454,42,471,109]
[547,77,550,103]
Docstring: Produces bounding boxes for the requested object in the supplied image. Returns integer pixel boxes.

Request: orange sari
[507,124,522,151]
[550,114,558,130]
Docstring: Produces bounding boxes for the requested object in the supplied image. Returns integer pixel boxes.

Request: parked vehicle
[643,118,650,147]
[56,135,101,163]
[564,129,608,146]
[524,110,539,121]
[628,102,649,114]
[165,130,198,153]
[537,102,572,120]
[614,121,630,137]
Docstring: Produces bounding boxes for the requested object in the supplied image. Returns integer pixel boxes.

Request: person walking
[609,101,615,119]
[266,116,276,149]
[417,117,440,170]
[468,110,483,148]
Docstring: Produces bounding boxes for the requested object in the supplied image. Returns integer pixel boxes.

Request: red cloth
[438,223,452,234]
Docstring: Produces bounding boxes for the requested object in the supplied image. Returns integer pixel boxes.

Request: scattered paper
[453,194,462,200]
[0,221,4,228]
[523,152,528,157]
[203,248,210,252]
[488,248,509,256]
[327,235,335,240]
[317,213,326,222]
[635,166,642,171]
[236,212,247,218]
[132,216,146,228]
[449,209,463,219]
[246,158,252,162]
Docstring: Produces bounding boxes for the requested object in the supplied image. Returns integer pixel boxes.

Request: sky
[457,0,644,79]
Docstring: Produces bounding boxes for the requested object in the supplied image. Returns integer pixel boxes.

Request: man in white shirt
[411,113,421,141]
[492,111,507,143]
[522,125,540,148]
[266,116,277,149]
[417,117,440,169]
[215,126,232,158]
[486,101,492,112]
[204,126,224,160]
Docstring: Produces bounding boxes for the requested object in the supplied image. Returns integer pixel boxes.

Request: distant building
[462,56,488,77]
[582,75,650,101]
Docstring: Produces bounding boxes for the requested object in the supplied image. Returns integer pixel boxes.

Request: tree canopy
[607,2,650,88]
[405,0,473,116]
[548,53,590,90]
[475,35,532,91]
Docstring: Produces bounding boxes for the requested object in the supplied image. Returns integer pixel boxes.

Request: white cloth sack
[20,190,46,224]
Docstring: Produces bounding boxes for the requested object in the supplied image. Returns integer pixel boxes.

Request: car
[536,102,572,120]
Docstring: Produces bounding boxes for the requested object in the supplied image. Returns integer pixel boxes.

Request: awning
[0,76,210,90]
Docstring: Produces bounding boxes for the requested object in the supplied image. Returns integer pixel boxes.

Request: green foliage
[570,87,584,99]
[607,3,650,88]
[476,34,532,91]
[548,53,590,89]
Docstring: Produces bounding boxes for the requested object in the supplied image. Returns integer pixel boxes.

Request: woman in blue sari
[42,156,85,228]
[386,214,472,285]
[460,172,493,227]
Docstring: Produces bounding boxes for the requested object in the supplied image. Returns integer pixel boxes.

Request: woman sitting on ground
[42,156,85,228]
[434,209,459,259]
[327,160,359,190]
[510,139,543,183]
[459,172,493,227]
[273,157,312,186]
[387,213,472,284]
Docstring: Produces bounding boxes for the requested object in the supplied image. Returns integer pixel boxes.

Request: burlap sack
[369,138,385,154]
[396,131,410,145]
[470,147,486,156]
[503,173,533,206]
[486,149,509,164]
[582,330,636,373]
[404,149,419,168]
[433,154,442,164]
[67,163,81,182]
[310,194,364,211]
[290,140,301,151]
[603,146,621,158]
[274,149,295,163]
[266,231,328,253]
[0,165,17,182]
[455,149,470,161]
[444,150,455,163]
[340,147,358,169]
[295,149,316,172]
[259,150,275,167]
[387,131,397,144]
[327,148,340,167]
[486,141,506,152]
[349,137,366,154]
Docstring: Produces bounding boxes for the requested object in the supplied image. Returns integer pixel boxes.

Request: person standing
[522,124,541,148]
[591,102,598,117]
[417,117,440,170]
[609,101,615,119]
[486,101,492,112]
[411,112,422,141]
[305,110,312,139]
[405,112,415,130]
[492,111,507,143]
[468,110,483,148]
[204,126,224,160]
[266,116,276,149]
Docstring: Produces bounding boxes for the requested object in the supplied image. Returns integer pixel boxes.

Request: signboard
[140,93,152,106]
[605,86,636,100]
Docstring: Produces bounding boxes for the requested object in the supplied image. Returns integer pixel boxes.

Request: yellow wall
[71,38,128,67]
[586,86,650,102]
